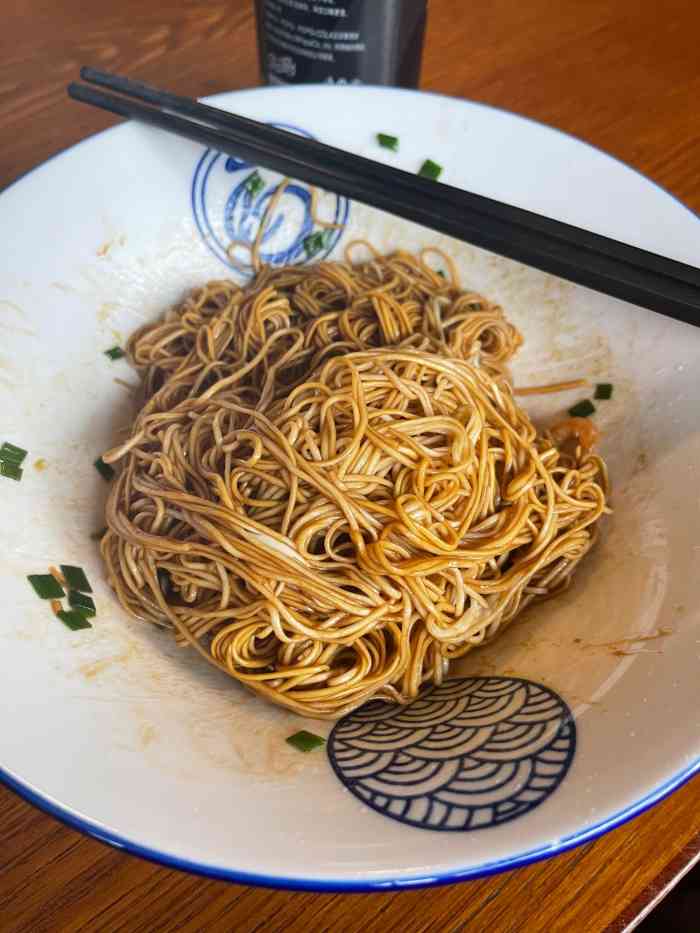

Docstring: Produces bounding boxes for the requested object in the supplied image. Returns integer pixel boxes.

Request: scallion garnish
[286,730,326,753]
[56,609,92,631]
[68,590,96,617]
[1,461,22,481]
[49,566,66,587]
[377,133,399,152]
[303,230,330,259]
[90,527,108,541]
[94,457,115,481]
[469,302,483,311]
[104,346,125,361]
[60,565,92,593]
[568,399,596,418]
[28,574,65,599]
[0,442,28,465]
[418,159,443,180]
[245,170,265,198]
[594,383,613,400]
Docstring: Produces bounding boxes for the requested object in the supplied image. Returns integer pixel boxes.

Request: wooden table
[1,1,699,930]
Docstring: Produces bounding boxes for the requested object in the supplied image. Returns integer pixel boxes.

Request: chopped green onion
[104,346,125,361]
[568,399,596,418]
[436,269,445,278]
[469,302,483,311]
[56,609,92,631]
[1,461,23,481]
[377,132,399,152]
[0,442,28,465]
[90,527,108,541]
[303,230,331,259]
[68,590,96,617]
[60,565,92,593]
[28,574,64,599]
[418,159,443,180]
[286,730,326,753]
[94,457,115,481]
[244,170,265,198]
[594,383,613,400]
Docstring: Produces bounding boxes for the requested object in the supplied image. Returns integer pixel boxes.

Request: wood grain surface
[1,1,699,931]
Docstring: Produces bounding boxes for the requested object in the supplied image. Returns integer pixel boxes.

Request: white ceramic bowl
[1,84,699,890]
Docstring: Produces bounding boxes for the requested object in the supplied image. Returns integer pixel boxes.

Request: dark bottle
[254,0,427,88]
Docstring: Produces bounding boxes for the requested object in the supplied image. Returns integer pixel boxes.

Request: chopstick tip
[80,65,103,82]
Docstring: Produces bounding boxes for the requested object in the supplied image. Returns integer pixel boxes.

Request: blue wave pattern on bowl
[191,123,350,276]
[328,677,575,831]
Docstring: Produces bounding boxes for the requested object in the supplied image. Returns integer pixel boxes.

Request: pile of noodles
[101,249,609,718]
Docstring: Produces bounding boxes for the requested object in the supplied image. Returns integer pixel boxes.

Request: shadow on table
[639,862,700,932]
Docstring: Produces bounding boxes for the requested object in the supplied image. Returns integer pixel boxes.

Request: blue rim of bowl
[1,83,698,891]
[2,757,699,891]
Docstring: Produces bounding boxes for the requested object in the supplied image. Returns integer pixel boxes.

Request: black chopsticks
[68,68,700,327]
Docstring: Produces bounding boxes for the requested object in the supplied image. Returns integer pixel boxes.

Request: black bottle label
[255,0,427,88]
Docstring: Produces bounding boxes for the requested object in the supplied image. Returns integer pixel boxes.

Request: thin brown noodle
[101,249,609,719]
[227,180,344,272]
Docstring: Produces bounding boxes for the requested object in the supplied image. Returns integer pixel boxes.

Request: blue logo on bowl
[191,123,350,276]
[328,677,575,832]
